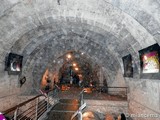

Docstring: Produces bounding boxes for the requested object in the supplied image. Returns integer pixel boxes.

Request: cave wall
[0,0,160,117]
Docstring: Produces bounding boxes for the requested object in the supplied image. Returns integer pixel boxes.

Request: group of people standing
[60,74,80,84]
[44,79,60,96]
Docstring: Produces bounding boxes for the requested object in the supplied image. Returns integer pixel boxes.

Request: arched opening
[58,51,99,87]
[40,50,108,92]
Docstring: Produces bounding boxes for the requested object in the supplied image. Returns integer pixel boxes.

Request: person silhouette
[118,113,126,120]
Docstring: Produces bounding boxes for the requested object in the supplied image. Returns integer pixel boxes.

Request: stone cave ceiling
[0,0,160,85]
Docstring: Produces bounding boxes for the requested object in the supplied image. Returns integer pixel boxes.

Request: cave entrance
[58,51,99,89]
[40,51,108,93]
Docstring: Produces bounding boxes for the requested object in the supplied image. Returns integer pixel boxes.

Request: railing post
[35,97,39,120]
[47,96,49,110]
[78,111,82,120]
[79,90,84,106]
[14,107,19,120]
[80,93,83,106]
[71,103,86,120]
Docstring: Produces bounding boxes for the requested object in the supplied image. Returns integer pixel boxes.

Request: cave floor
[45,86,127,120]
[52,86,127,101]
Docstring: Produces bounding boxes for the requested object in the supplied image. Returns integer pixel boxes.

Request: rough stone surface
[0,0,160,118]
[85,99,128,117]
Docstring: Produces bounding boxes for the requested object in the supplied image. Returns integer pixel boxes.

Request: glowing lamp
[67,54,72,59]
[75,68,79,71]
[73,63,77,67]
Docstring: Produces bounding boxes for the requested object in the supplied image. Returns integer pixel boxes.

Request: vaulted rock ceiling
[0,0,160,89]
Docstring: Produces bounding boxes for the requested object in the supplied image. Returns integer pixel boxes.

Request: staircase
[2,87,128,120]
[45,99,80,120]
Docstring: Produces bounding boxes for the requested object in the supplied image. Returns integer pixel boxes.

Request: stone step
[45,99,79,120]
[59,99,79,104]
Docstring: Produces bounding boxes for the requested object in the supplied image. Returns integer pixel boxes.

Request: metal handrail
[2,90,55,120]
[71,89,86,120]
[3,95,42,115]
[92,86,128,96]
[107,86,128,98]
[71,102,86,120]
[16,104,37,116]
[79,89,85,106]
[56,86,128,100]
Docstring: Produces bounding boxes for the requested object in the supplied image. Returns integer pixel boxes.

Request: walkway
[44,86,127,120]
[46,99,79,120]
[56,87,127,101]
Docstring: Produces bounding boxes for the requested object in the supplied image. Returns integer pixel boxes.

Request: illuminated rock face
[0,0,160,119]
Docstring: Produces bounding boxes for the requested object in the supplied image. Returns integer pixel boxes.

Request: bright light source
[66,54,72,59]
[81,52,84,55]
[75,67,79,71]
[73,63,77,67]
[144,55,147,60]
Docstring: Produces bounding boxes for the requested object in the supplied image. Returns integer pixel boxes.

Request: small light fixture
[75,67,79,71]
[67,54,72,59]
[73,63,77,67]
